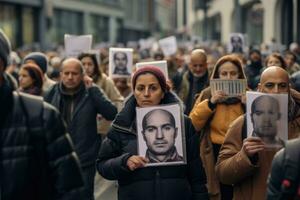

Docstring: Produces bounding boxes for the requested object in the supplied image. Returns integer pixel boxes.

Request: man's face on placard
[251,96,280,137]
[114,52,128,70]
[142,109,178,156]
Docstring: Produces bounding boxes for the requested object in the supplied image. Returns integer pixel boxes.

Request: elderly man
[142,109,183,163]
[172,49,209,114]
[215,66,300,200]
[44,58,118,200]
[0,30,84,199]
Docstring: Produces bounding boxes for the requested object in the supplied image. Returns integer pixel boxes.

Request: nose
[144,87,150,97]
[272,85,279,93]
[156,128,164,139]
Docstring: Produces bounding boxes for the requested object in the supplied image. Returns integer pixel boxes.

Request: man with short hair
[45,58,118,200]
[215,66,300,200]
[113,52,130,75]
[250,95,284,146]
[141,109,183,163]
[172,49,209,114]
[0,30,84,199]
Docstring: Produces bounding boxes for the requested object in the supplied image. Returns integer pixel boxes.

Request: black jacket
[267,138,300,200]
[0,91,84,200]
[44,83,117,167]
[96,92,208,200]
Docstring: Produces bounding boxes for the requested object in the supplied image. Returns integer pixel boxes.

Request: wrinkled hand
[210,90,228,104]
[242,137,265,158]
[83,75,93,88]
[126,156,149,171]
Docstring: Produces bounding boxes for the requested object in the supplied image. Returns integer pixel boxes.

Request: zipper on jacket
[154,170,161,200]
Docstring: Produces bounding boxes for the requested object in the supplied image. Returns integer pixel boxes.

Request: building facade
[191,0,300,47]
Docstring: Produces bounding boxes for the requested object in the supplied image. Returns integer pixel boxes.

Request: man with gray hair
[45,58,118,200]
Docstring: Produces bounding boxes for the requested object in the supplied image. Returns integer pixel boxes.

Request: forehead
[254,97,278,111]
[218,62,239,72]
[146,110,172,124]
[190,54,206,63]
[62,61,81,72]
[135,73,159,85]
[115,52,126,58]
[260,72,289,84]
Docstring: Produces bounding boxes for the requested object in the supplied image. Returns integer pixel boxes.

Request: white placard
[246,91,288,148]
[228,33,245,53]
[210,79,247,97]
[136,60,169,80]
[139,37,156,50]
[64,34,92,58]
[109,48,133,78]
[136,104,186,167]
[158,36,177,57]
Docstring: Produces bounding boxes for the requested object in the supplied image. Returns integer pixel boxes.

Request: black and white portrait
[136,104,186,166]
[109,48,133,78]
[246,92,288,148]
[228,33,245,53]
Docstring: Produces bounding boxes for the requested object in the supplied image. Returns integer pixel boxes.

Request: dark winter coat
[44,83,117,167]
[96,92,209,200]
[0,90,84,200]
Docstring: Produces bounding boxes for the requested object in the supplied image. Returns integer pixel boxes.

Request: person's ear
[257,83,262,91]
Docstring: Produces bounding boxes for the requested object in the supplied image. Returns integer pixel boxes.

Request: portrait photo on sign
[136,60,169,80]
[136,104,186,167]
[246,91,288,148]
[228,33,245,53]
[109,48,133,78]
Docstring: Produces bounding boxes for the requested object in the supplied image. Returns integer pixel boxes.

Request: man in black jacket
[44,58,118,200]
[0,30,84,199]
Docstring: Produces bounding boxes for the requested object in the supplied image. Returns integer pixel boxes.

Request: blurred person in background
[5,51,21,82]
[113,77,132,98]
[172,49,209,115]
[189,54,247,200]
[78,52,124,200]
[44,58,118,200]
[18,63,43,96]
[48,56,62,81]
[265,53,286,69]
[244,49,264,90]
[284,51,300,75]
[23,52,56,94]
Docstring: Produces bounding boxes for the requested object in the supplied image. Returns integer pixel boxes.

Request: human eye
[264,82,274,88]
[149,85,159,91]
[136,85,144,92]
[254,111,263,116]
[162,125,173,131]
[230,71,238,76]
[279,83,288,89]
[146,126,156,133]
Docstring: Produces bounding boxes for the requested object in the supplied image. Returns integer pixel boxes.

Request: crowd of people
[1,27,300,200]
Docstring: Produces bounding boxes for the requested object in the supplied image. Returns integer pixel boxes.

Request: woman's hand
[210,90,227,104]
[126,155,149,171]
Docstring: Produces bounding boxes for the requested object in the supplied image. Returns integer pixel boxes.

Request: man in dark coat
[44,58,118,200]
[0,29,84,200]
[172,49,209,114]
